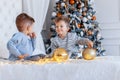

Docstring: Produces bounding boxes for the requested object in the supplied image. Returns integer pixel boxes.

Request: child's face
[55,20,69,38]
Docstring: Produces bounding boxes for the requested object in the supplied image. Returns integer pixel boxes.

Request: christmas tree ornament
[82,17,88,23]
[53,48,69,62]
[82,48,96,60]
[51,25,56,30]
[81,2,84,7]
[78,23,81,28]
[87,15,92,19]
[52,12,57,17]
[57,12,62,17]
[61,2,66,7]
[92,15,96,20]
[69,0,75,5]
[80,30,84,37]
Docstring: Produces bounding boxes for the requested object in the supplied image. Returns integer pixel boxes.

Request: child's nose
[57,26,61,30]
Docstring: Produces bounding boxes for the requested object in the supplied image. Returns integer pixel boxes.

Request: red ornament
[57,12,62,17]
[69,0,75,5]
[92,16,96,20]
[78,23,81,28]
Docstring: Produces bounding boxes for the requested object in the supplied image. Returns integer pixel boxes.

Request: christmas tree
[46,0,105,56]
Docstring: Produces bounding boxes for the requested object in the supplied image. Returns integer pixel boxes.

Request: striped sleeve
[50,38,58,52]
[75,33,89,45]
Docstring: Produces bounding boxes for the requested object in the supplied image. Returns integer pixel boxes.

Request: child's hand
[86,40,93,48]
[31,32,36,38]
[28,32,36,38]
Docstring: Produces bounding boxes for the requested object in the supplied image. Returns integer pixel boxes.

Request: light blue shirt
[7,32,36,60]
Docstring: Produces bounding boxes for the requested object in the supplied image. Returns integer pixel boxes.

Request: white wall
[95,0,120,56]
[0,0,22,58]
[44,0,120,56]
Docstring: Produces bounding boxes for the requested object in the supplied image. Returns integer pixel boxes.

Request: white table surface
[0,56,120,80]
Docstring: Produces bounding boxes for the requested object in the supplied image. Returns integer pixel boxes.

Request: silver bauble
[61,2,65,7]
[82,17,88,23]
[52,12,57,17]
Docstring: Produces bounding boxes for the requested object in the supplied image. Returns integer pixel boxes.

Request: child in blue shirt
[50,16,93,58]
[7,13,45,61]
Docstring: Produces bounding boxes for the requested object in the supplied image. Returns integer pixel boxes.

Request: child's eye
[60,26,63,28]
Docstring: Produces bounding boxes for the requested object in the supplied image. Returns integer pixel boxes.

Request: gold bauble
[53,48,68,62]
[82,48,96,60]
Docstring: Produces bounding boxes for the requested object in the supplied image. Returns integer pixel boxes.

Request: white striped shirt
[50,32,89,56]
